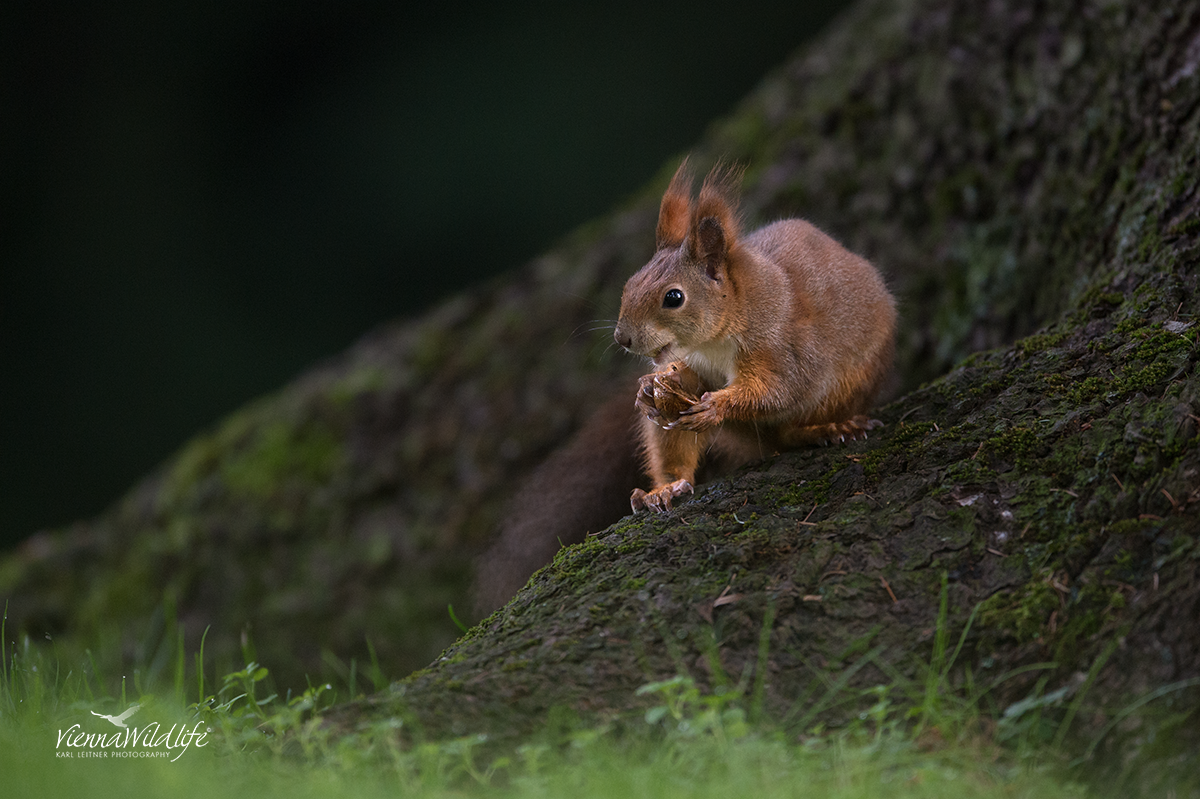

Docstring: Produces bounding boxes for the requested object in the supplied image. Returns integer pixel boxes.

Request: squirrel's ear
[693,216,728,281]
[690,164,743,280]
[656,159,693,249]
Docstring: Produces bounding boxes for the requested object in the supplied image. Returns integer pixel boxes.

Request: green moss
[981,426,1040,470]
[858,420,939,477]
[605,518,647,539]
[1042,372,1069,392]
[326,366,390,408]
[1049,578,1128,661]
[220,420,343,499]
[1133,328,1195,359]
[941,456,997,484]
[163,406,263,503]
[545,535,619,590]
[616,538,649,555]
[1107,327,1195,395]
[977,570,1060,644]
[1068,376,1106,404]
[1016,330,1067,355]
[1115,317,1149,335]
[778,471,835,506]
[864,419,936,470]
[1137,221,1163,263]
[1119,360,1173,392]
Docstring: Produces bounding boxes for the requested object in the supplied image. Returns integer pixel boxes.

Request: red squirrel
[473,160,896,611]
[613,160,897,512]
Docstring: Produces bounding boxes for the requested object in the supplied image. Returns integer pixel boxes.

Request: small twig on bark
[1161,488,1180,511]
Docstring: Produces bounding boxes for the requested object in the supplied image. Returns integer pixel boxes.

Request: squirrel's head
[614,159,743,364]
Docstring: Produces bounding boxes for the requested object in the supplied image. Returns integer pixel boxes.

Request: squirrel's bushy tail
[471,391,642,615]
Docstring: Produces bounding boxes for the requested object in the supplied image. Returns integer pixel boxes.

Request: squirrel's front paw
[635,373,662,420]
[637,364,703,426]
[631,479,694,513]
[669,391,726,432]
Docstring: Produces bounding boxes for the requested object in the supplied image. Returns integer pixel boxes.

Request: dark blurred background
[0,1,848,548]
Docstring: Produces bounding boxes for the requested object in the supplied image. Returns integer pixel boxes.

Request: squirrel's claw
[820,416,884,445]
[631,479,694,513]
[670,392,723,432]
[635,378,660,419]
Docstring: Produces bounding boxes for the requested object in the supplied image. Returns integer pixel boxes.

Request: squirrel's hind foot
[631,479,694,513]
[786,416,883,447]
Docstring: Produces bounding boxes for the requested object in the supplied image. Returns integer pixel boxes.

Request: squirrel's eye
[663,289,684,308]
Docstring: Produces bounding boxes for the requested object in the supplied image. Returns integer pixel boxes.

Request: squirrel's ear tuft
[695,163,743,240]
[656,159,694,249]
[690,162,743,280]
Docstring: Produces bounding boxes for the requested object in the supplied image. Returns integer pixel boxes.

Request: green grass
[0,593,1102,799]
[3,675,1087,799]
[5,730,1084,799]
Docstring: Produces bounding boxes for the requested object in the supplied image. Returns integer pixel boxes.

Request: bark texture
[3,0,1200,781]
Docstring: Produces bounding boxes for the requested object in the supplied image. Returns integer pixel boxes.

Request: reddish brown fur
[692,164,743,250]
[614,160,897,512]
[655,159,694,249]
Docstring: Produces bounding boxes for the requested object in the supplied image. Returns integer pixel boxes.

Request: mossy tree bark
[3,0,1199,778]
[328,0,1200,776]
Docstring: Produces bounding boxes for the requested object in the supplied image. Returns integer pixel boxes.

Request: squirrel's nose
[614,327,632,350]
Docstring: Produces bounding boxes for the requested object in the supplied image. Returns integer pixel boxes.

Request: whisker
[593,340,621,362]
[568,319,617,337]
[562,318,620,347]
[562,291,614,314]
